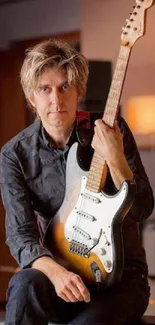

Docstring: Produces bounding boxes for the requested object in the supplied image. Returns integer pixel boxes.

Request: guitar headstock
[121,0,154,47]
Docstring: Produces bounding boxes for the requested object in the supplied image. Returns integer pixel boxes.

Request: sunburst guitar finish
[45,143,136,286]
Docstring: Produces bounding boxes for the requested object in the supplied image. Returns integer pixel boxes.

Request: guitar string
[70,180,88,254]
[72,186,86,252]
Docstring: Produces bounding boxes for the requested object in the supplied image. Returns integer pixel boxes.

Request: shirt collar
[41,122,77,152]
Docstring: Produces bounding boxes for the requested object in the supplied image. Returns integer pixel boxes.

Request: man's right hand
[32,256,90,303]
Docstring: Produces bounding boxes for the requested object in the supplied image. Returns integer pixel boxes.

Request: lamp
[127,96,155,149]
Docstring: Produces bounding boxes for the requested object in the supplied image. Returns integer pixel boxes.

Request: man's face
[29,67,81,134]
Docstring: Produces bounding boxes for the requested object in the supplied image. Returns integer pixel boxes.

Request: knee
[8,268,49,296]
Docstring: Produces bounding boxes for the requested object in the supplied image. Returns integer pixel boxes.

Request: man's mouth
[48,110,66,114]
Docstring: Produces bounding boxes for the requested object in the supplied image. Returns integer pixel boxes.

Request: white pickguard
[53,143,129,274]
[65,175,128,273]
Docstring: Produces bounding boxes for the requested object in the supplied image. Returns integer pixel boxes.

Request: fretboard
[86,45,131,193]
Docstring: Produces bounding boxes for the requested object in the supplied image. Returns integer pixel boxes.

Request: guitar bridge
[69,240,90,257]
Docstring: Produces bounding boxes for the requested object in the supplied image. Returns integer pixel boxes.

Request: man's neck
[43,123,73,148]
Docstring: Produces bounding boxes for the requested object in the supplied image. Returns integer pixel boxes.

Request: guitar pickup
[73,226,91,240]
[76,210,96,221]
[81,193,101,203]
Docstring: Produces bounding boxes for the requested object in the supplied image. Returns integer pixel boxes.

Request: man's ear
[28,93,36,108]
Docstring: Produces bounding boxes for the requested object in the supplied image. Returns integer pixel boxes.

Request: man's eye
[42,87,49,92]
[62,83,70,91]
[40,87,50,93]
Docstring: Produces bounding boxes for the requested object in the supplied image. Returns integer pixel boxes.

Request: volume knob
[99,247,106,255]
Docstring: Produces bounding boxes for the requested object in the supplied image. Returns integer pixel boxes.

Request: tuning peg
[122,26,128,34]
[122,24,127,29]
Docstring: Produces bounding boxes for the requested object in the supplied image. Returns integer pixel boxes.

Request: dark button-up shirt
[0,116,154,272]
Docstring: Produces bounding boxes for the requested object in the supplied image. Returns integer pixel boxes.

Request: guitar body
[45,143,136,286]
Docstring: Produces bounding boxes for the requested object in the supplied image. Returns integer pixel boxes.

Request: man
[0,39,154,325]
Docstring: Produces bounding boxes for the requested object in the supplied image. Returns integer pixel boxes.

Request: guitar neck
[86,45,131,193]
[103,45,131,127]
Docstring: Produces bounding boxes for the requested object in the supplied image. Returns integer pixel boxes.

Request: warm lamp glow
[127,96,155,134]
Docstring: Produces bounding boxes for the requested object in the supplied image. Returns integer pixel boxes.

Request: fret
[86,152,107,192]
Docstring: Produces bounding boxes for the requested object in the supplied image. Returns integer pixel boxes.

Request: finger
[94,119,103,127]
[69,283,85,302]
[56,283,79,303]
[75,280,90,303]
[69,274,91,303]
[95,119,109,133]
[59,292,70,303]
[92,132,101,147]
[114,120,118,128]
[95,121,109,141]
[97,123,118,147]
[93,126,105,147]
[63,288,79,303]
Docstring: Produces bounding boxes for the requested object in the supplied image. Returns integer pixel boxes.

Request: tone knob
[99,247,106,255]
[104,260,112,268]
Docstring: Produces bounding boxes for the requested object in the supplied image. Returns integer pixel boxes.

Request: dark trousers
[5,267,150,325]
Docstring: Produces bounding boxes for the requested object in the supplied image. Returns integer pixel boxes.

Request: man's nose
[50,89,62,106]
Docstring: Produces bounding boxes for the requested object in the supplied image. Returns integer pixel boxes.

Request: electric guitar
[45,0,154,287]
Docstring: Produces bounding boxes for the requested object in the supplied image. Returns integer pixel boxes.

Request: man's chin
[46,119,66,130]
[51,119,64,127]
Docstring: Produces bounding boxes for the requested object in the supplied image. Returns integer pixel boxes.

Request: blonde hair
[20,39,89,110]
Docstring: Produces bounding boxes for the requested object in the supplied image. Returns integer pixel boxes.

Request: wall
[1,0,154,118]
[0,0,81,49]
